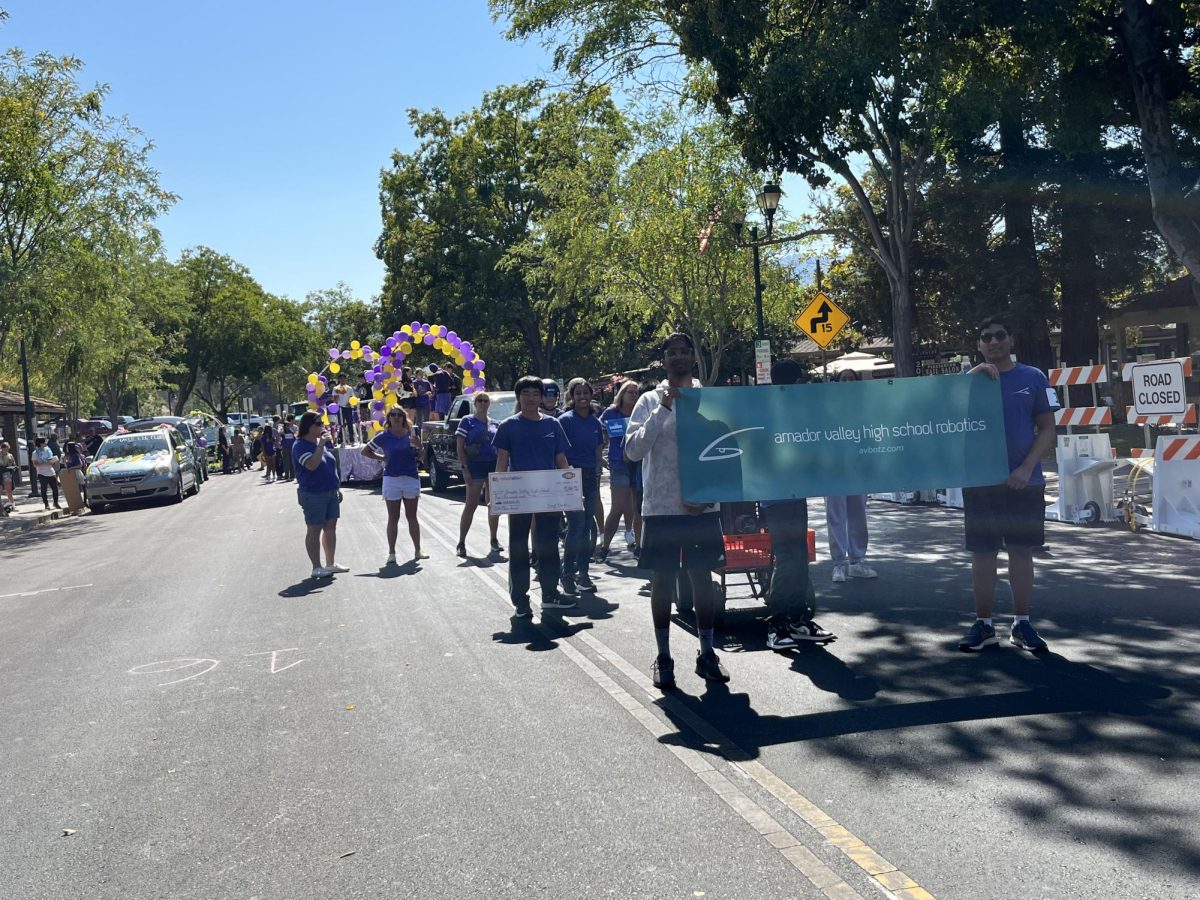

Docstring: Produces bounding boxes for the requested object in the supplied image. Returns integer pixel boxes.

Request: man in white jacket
[624,333,729,690]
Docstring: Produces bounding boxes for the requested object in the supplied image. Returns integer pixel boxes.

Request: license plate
[120,486,136,495]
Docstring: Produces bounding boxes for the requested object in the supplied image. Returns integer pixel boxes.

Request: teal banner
[676,376,1009,502]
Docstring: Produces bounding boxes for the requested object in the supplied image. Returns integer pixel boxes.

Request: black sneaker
[513,603,533,619]
[455,543,467,558]
[695,651,730,683]
[576,575,598,593]
[652,654,675,689]
[766,616,797,650]
[542,593,578,610]
[490,538,502,552]
[789,619,835,642]
[560,575,579,596]
[595,544,609,563]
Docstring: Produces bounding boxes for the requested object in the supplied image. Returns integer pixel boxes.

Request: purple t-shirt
[493,414,569,472]
[413,378,431,409]
[430,371,453,395]
[599,407,629,471]
[997,363,1059,485]
[558,409,605,469]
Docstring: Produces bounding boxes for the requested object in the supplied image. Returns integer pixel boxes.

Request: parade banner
[675,376,1009,503]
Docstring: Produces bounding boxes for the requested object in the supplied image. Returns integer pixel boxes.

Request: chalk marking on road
[0,582,94,599]
[417,513,886,900]
[128,658,220,687]
[245,648,306,673]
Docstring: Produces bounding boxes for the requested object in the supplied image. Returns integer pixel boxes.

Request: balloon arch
[304,322,487,432]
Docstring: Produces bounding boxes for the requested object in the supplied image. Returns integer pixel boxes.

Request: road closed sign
[1131,360,1188,416]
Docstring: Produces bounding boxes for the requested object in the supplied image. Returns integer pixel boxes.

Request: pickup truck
[421,392,516,492]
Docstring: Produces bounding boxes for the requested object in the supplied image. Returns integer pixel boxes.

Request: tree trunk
[890,247,916,378]
[1118,0,1200,305]
[997,107,1054,372]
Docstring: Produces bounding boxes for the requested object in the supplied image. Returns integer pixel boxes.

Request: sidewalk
[0,489,84,536]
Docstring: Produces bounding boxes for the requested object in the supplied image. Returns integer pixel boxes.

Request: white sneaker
[847,563,878,579]
[328,563,350,574]
[624,530,635,547]
[386,553,396,566]
[311,566,333,578]
[831,565,847,583]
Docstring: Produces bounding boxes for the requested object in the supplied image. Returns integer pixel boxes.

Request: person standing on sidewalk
[959,315,1060,653]
[824,370,878,584]
[760,359,835,650]
[292,413,349,579]
[558,377,606,595]
[32,437,61,510]
[494,376,574,618]
[624,333,729,689]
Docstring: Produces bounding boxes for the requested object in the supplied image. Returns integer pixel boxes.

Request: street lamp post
[730,183,784,368]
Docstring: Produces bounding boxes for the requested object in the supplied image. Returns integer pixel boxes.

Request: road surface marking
[417,514,914,899]
[0,583,94,599]
[245,648,306,673]
[128,658,220,687]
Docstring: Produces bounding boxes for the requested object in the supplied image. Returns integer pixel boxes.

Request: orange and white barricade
[1048,364,1108,387]
[1152,435,1200,539]
[1054,407,1112,428]
[1125,405,1197,427]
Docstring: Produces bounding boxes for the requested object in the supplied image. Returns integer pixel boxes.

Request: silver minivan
[86,429,200,512]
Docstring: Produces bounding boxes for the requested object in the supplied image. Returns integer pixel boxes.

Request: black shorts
[963,484,1046,553]
[639,513,725,573]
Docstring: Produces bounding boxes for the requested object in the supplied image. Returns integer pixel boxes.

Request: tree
[304,283,382,353]
[376,82,628,380]
[0,48,173,363]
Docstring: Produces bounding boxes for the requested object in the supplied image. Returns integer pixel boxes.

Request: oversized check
[675,376,1009,503]
[488,468,585,515]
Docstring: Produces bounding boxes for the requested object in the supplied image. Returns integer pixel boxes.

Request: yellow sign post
[794,292,849,349]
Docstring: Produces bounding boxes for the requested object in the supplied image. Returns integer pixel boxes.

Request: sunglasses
[475,399,490,404]
[979,330,1008,343]
[387,412,406,419]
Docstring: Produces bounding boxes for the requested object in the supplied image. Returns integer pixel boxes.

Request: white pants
[825,495,868,564]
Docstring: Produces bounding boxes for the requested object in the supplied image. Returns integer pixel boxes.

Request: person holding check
[493,375,575,617]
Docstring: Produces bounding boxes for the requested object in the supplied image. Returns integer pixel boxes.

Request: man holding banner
[625,333,730,690]
[959,316,1060,654]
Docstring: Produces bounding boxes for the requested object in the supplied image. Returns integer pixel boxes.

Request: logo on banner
[698,427,766,462]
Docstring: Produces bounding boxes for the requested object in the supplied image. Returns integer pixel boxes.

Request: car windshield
[95,436,169,460]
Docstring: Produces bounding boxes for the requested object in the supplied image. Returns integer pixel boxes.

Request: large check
[488,468,585,515]
[675,376,1010,503]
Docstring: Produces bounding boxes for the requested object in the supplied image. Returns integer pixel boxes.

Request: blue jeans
[564,468,599,579]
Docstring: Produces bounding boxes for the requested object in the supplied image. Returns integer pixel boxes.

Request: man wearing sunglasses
[960,315,1060,654]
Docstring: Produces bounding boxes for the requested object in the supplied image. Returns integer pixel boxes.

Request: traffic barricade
[1047,433,1118,525]
[1151,436,1200,540]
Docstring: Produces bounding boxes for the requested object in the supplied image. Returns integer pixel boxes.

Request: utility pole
[19,338,38,495]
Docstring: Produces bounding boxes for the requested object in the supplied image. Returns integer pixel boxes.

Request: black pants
[508,512,562,607]
[38,474,59,507]
[762,501,816,621]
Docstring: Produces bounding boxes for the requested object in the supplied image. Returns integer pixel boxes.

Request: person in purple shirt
[361,406,427,566]
[598,381,640,561]
[412,372,432,427]
[493,375,574,617]
[430,364,455,421]
[959,315,1060,654]
[455,392,501,557]
[558,377,606,594]
[292,412,348,579]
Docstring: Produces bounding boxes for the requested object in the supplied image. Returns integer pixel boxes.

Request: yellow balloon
[372,421,383,431]
[350,340,361,350]
[372,388,383,400]
[400,342,413,354]
[454,354,465,365]
[351,350,362,360]
[329,362,341,374]
[462,373,474,386]
[307,373,318,385]
[308,401,318,411]
[321,414,330,425]
[401,325,412,334]
[348,396,360,407]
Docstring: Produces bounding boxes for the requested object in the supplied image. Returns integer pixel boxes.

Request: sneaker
[560,575,579,596]
[847,562,878,579]
[513,604,533,619]
[766,616,798,650]
[831,565,847,583]
[576,575,598,593]
[456,543,467,558]
[958,620,998,652]
[311,566,333,579]
[695,650,730,683]
[541,593,578,610]
[385,553,396,566]
[594,544,609,563]
[652,654,675,689]
[624,530,635,548]
[789,619,835,642]
[1010,620,1048,653]
[328,563,350,574]
[490,538,502,552]
[413,550,429,560]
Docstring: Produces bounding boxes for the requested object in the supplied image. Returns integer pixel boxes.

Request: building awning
[0,389,66,416]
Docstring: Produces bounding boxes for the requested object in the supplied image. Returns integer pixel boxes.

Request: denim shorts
[298,489,340,526]
[608,466,631,488]
[468,460,497,481]
[382,476,421,501]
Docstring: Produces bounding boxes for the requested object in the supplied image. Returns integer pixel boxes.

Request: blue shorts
[608,466,631,488]
[298,489,340,526]
[468,460,497,481]
[434,393,452,415]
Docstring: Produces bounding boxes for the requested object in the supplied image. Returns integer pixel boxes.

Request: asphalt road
[1,468,1197,900]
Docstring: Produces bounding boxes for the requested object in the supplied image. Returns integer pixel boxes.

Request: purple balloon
[410,321,421,332]
[328,348,340,360]
[447,331,458,342]
[372,400,384,411]
[328,403,341,414]
[461,342,472,351]
[380,346,392,357]
[421,334,433,345]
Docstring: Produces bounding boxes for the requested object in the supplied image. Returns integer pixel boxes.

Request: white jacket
[623,378,711,517]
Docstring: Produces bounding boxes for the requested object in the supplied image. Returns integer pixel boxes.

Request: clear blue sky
[2,1,552,302]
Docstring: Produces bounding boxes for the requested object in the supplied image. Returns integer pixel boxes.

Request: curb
[0,507,77,538]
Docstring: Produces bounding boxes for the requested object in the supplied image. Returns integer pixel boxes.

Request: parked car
[85,429,200,512]
[422,392,516,492]
[75,418,114,439]
[225,412,250,428]
[128,417,208,483]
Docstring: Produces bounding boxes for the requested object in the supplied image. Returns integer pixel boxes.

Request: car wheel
[429,455,450,493]
[171,473,184,504]
[88,501,106,514]
[192,471,201,495]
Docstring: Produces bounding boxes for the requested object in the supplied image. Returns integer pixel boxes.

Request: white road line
[0,583,94,600]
